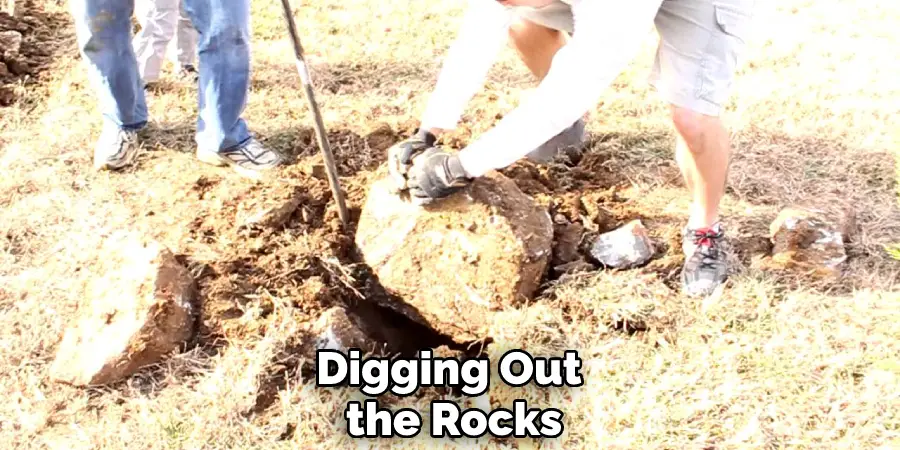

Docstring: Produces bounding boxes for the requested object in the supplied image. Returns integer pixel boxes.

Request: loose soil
[0,3,64,106]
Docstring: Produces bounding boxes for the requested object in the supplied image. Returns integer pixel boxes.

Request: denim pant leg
[182,0,252,153]
[70,0,148,130]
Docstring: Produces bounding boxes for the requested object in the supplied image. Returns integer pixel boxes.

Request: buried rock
[355,170,553,343]
[767,207,851,277]
[50,239,198,386]
[588,220,655,269]
[308,307,378,354]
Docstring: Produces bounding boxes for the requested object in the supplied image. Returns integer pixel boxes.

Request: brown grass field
[1,0,899,448]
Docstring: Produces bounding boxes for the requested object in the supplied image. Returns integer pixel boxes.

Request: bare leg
[508,18,567,81]
[671,105,731,229]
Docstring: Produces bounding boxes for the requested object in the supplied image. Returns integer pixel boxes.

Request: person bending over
[389,0,754,297]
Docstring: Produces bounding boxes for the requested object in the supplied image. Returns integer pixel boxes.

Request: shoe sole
[683,280,727,299]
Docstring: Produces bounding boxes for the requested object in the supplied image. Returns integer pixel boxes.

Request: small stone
[0,30,22,57]
[0,61,8,77]
[768,207,850,277]
[309,307,376,354]
[355,168,553,343]
[0,30,23,56]
[0,86,14,106]
[588,220,655,269]
[49,239,198,386]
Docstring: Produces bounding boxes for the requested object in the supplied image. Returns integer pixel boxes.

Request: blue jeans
[70,0,252,153]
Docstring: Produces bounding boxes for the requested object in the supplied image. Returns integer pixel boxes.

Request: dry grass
[1,0,899,448]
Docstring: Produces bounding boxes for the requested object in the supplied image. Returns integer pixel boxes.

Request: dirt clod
[49,238,198,386]
[0,6,61,105]
[552,221,584,266]
[355,169,553,343]
[588,220,655,269]
[766,207,850,277]
[0,30,22,54]
[238,187,304,229]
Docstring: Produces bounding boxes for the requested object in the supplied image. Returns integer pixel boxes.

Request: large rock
[355,171,553,342]
[769,207,850,277]
[50,240,198,386]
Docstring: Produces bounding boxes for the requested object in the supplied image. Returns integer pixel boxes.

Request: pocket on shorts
[698,2,753,107]
[713,2,752,43]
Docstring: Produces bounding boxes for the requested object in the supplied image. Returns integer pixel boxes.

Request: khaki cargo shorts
[515,0,755,116]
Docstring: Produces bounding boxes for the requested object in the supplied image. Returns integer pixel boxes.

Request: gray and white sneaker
[93,126,141,171]
[525,119,586,164]
[681,222,728,297]
[196,138,285,177]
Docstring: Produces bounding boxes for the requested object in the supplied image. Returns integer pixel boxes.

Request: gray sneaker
[196,138,285,177]
[94,126,141,171]
[681,223,728,297]
[525,119,586,164]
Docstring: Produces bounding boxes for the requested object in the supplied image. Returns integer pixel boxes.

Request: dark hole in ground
[330,259,476,358]
[608,317,649,335]
[278,423,296,441]
[249,252,482,414]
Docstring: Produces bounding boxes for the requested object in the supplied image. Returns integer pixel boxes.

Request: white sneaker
[93,126,141,171]
[196,138,285,178]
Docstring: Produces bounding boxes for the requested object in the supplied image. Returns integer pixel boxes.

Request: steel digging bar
[279,0,350,228]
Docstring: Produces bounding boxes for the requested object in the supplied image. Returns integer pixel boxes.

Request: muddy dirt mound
[0,3,64,106]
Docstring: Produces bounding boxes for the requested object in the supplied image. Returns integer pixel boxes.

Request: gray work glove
[406,147,473,205]
[387,129,437,192]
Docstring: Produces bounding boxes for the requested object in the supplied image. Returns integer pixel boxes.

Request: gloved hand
[387,128,437,192]
[406,147,473,205]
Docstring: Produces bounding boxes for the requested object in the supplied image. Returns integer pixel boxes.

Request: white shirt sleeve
[457,0,665,177]
[419,0,513,131]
